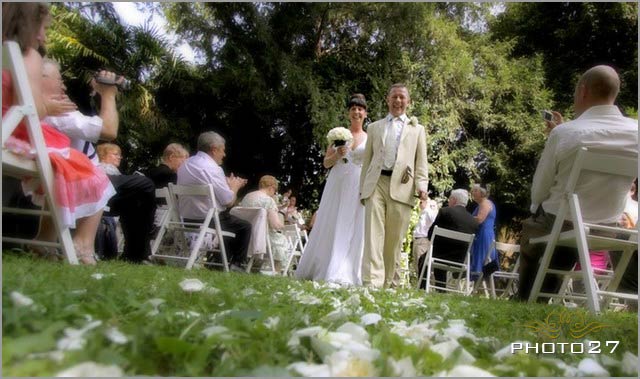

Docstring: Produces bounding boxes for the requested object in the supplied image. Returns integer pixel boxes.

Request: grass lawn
[2,252,638,377]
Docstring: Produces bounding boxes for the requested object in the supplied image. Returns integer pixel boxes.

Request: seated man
[147,143,189,189]
[417,189,479,289]
[41,58,156,263]
[177,131,251,271]
[517,65,638,301]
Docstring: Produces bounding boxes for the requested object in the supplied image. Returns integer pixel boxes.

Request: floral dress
[239,191,289,262]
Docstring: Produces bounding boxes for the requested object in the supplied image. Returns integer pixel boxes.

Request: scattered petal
[360,313,382,326]
[10,291,34,307]
[323,307,352,322]
[179,278,205,292]
[175,310,201,318]
[345,294,361,308]
[326,350,378,376]
[621,352,639,375]
[104,327,128,345]
[27,350,65,363]
[388,356,417,377]
[56,361,123,377]
[147,298,165,307]
[91,273,105,280]
[296,294,322,305]
[288,362,331,377]
[336,322,369,344]
[494,341,528,359]
[263,316,280,330]
[201,325,230,338]
[577,358,609,377]
[242,288,258,296]
[440,365,494,377]
[431,340,475,364]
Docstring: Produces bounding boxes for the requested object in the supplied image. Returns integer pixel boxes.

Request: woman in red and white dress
[2,3,115,264]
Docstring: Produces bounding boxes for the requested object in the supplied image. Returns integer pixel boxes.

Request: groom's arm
[414,125,429,197]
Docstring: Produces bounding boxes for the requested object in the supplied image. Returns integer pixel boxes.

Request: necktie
[384,118,399,169]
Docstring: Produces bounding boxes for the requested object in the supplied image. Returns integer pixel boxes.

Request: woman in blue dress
[470,184,497,279]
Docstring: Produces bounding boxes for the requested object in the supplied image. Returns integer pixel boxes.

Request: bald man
[517,65,638,301]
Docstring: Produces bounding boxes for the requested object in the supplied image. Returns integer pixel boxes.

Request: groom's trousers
[362,175,412,288]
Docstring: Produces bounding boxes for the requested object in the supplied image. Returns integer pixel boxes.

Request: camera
[94,72,131,91]
[542,110,554,122]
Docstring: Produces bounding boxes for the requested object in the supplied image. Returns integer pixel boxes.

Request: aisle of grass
[2,253,638,376]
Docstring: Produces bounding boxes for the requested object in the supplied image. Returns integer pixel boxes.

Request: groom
[360,83,429,288]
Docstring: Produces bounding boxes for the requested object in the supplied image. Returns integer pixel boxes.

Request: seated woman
[2,3,115,265]
[96,143,122,175]
[239,175,289,272]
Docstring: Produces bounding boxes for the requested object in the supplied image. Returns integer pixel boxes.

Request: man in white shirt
[178,131,251,270]
[412,197,439,275]
[41,59,156,263]
[518,65,638,301]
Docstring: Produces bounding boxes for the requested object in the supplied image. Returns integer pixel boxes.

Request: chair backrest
[168,182,218,222]
[430,225,475,263]
[563,147,637,222]
[229,206,269,256]
[283,223,304,252]
[494,241,521,272]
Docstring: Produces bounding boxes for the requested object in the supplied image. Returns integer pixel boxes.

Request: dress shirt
[530,105,638,223]
[413,199,439,238]
[382,113,407,170]
[177,151,234,218]
[44,111,103,165]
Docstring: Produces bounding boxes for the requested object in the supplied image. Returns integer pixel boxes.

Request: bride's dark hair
[347,93,367,110]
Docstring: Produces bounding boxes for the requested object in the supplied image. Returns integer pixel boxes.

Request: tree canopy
[45,2,638,229]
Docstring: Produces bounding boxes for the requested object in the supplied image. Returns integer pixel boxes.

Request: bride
[295,94,368,285]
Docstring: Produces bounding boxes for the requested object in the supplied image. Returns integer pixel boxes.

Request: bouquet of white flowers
[326,127,353,163]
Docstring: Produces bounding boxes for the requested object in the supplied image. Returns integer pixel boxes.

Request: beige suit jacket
[359,115,428,206]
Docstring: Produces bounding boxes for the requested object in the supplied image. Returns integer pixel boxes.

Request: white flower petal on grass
[621,352,639,375]
[263,316,280,330]
[56,361,123,377]
[242,288,258,296]
[175,310,201,318]
[104,327,128,345]
[388,357,417,377]
[57,334,87,351]
[345,294,361,308]
[296,294,322,305]
[201,325,230,338]
[440,303,450,315]
[91,273,105,280]
[179,278,205,292]
[147,298,165,307]
[431,340,475,365]
[360,313,382,326]
[205,287,221,295]
[287,326,325,349]
[577,358,609,377]
[389,320,438,346]
[441,365,494,377]
[10,291,34,307]
[336,322,369,344]
[360,288,376,303]
[27,350,65,363]
[494,341,528,359]
[288,362,331,377]
[323,307,352,322]
[325,350,378,376]
[400,298,427,308]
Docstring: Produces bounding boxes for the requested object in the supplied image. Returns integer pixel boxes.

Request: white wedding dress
[295,136,367,285]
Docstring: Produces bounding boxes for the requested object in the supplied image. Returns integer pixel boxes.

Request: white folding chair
[528,147,638,313]
[282,224,305,276]
[417,226,475,295]
[150,187,172,257]
[486,241,521,299]
[151,183,235,270]
[229,206,277,275]
[1,41,78,264]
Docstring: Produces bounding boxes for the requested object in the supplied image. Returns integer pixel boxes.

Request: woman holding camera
[3,3,116,265]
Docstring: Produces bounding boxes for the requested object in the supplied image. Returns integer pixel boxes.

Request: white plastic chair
[1,41,78,264]
[528,147,638,313]
[485,241,521,299]
[417,226,476,295]
[229,206,277,275]
[282,224,305,276]
[151,183,235,270]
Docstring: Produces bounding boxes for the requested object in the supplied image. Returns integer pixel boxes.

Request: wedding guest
[470,184,497,279]
[283,195,304,226]
[147,143,189,189]
[517,65,637,301]
[239,175,289,272]
[412,197,439,275]
[41,58,156,264]
[2,2,116,264]
[417,189,478,289]
[296,93,368,285]
[177,131,251,272]
[360,84,428,288]
[97,143,122,175]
